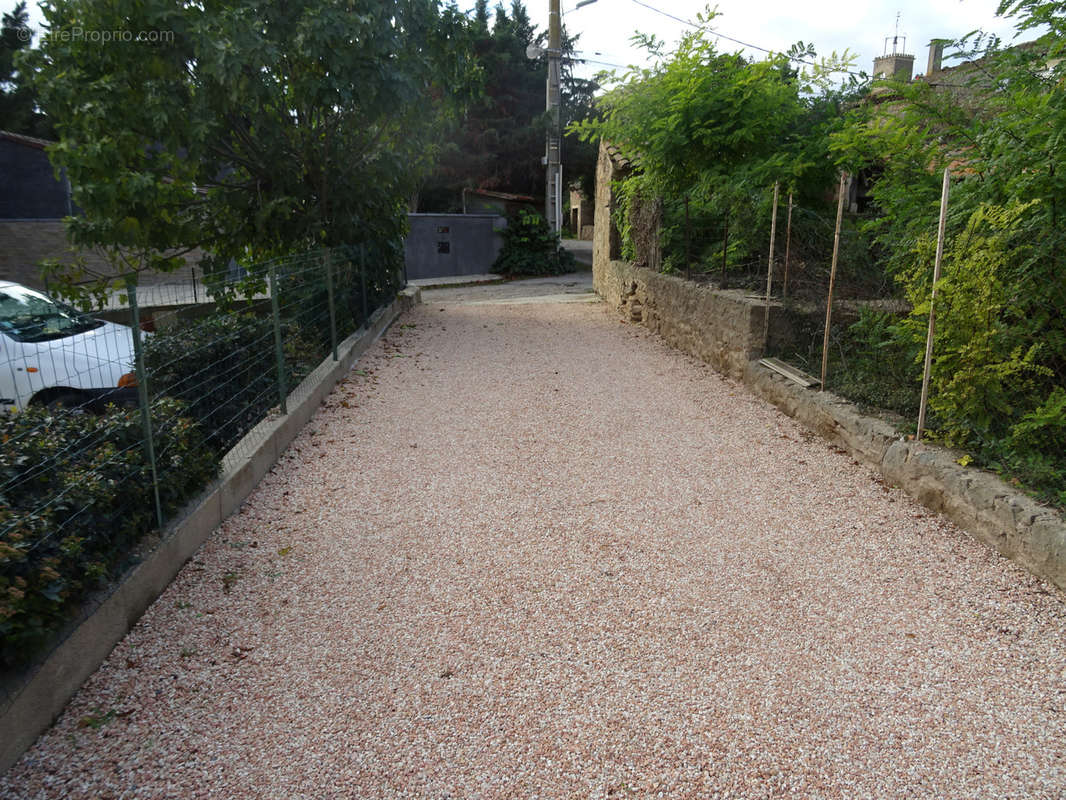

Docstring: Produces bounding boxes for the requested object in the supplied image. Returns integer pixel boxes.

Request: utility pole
[545,0,562,233]
[537,0,595,233]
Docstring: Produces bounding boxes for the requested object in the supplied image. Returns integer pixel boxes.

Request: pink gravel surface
[3,298,1066,799]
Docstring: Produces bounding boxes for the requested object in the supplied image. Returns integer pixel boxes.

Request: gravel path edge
[0,287,420,776]
[744,360,1066,593]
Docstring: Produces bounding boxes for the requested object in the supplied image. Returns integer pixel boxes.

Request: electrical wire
[581,58,630,69]
[568,52,630,69]
[625,0,867,78]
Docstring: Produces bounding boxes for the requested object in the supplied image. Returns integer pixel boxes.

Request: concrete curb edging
[0,286,421,775]
[593,259,1066,593]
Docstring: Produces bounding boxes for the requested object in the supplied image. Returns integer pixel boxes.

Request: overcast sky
[534,0,1032,83]
[10,0,1033,86]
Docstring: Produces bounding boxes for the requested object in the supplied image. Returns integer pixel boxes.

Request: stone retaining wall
[594,258,793,379]
[595,259,1066,592]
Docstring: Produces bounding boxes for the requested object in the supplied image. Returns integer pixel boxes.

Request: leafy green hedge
[493,210,575,276]
[143,314,320,455]
[0,400,219,667]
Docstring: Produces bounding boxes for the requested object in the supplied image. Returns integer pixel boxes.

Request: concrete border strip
[0,286,421,774]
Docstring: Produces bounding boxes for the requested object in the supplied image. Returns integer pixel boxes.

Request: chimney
[927,40,945,74]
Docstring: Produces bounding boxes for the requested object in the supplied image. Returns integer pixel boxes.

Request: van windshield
[0,285,104,343]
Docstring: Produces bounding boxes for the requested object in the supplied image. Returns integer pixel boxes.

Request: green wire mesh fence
[0,244,404,667]
[656,180,1066,508]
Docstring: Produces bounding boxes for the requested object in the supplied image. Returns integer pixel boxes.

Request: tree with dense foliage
[419,0,543,211]
[830,0,1066,502]
[0,1,51,137]
[23,0,477,288]
[418,0,599,213]
[572,8,858,272]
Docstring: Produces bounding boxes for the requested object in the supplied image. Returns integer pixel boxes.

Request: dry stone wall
[595,258,793,379]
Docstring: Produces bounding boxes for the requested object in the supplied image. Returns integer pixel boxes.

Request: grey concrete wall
[0,287,421,775]
[0,220,200,291]
[595,258,1066,593]
[404,214,505,280]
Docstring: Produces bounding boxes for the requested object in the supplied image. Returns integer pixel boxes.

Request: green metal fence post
[360,243,369,325]
[127,277,164,530]
[269,262,288,415]
[325,248,338,361]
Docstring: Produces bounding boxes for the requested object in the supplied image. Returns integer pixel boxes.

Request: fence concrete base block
[595,258,1066,594]
[285,397,317,437]
[273,411,307,461]
[219,457,257,521]
[0,291,414,775]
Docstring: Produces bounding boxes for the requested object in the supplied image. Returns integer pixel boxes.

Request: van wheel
[33,392,92,414]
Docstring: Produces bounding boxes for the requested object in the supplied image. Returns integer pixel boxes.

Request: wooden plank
[759,357,821,388]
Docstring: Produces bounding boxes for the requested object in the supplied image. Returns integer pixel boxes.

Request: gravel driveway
[3,292,1065,799]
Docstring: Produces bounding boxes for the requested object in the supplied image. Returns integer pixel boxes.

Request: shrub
[895,203,1053,451]
[833,309,922,416]
[1007,388,1066,506]
[492,210,576,276]
[0,400,219,667]
[144,314,319,454]
[881,202,1064,504]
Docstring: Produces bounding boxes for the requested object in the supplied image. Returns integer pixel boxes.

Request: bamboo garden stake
[917,168,951,441]
[782,192,793,299]
[763,182,780,352]
[820,172,847,391]
[684,195,691,280]
[721,215,729,287]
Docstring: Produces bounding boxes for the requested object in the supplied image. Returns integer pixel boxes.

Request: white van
[0,281,139,412]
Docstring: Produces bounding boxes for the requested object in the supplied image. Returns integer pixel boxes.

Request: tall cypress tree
[419,1,597,213]
[473,0,490,33]
[419,2,543,211]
